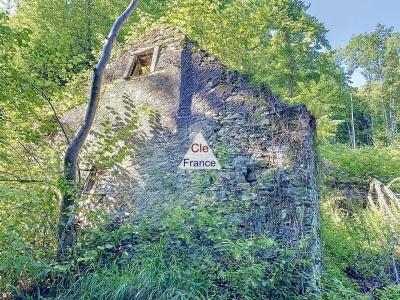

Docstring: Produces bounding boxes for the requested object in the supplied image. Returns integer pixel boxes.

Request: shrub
[0,186,58,295]
[375,285,400,300]
[322,254,371,300]
[319,144,400,185]
[44,201,310,300]
[321,187,399,296]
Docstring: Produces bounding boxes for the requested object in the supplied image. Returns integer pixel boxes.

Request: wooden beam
[132,45,155,56]
[123,55,137,79]
[150,45,160,72]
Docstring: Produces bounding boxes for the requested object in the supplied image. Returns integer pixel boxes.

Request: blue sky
[306,0,400,86]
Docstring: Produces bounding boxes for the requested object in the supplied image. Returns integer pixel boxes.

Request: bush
[321,187,399,296]
[43,201,310,300]
[0,186,58,295]
[375,285,400,300]
[319,144,400,185]
[322,254,371,300]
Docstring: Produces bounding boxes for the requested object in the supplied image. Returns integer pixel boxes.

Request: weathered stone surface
[62,27,320,295]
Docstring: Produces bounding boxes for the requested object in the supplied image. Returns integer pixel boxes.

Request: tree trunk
[350,92,356,149]
[389,89,398,144]
[346,121,352,146]
[380,84,390,141]
[366,78,377,145]
[57,0,140,258]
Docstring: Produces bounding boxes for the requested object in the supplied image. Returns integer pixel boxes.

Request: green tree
[383,33,400,143]
[345,24,400,144]
[166,0,329,99]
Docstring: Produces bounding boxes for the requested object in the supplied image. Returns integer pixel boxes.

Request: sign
[179,132,221,170]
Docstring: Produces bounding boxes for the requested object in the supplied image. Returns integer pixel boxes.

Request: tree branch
[58,0,140,258]
[41,91,71,145]
[17,77,72,146]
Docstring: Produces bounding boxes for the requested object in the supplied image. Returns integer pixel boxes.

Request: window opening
[123,46,161,79]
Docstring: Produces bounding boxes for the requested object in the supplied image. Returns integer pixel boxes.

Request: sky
[307,0,400,87]
[0,1,16,13]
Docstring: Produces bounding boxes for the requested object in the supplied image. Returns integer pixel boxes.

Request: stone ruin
[62,27,320,294]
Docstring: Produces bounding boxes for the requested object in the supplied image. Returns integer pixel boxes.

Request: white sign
[179,132,221,170]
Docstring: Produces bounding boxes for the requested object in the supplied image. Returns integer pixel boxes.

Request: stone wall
[103,27,184,84]
[62,27,320,295]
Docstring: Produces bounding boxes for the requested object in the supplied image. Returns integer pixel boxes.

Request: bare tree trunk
[57,0,140,258]
[380,84,390,141]
[389,89,398,144]
[366,79,376,145]
[346,121,352,146]
[350,92,356,149]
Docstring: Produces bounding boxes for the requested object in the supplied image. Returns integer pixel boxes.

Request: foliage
[321,183,400,296]
[44,199,308,300]
[321,254,371,300]
[0,187,58,293]
[164,0,329,100]
[289,52,348,142]
[1,0,400,299]
[375,285,400,300]
[320,142,400,296]
[345,24,400,145]
[320,144,400,184]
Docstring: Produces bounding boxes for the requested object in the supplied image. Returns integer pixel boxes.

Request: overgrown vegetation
[1,0,400,299]
[40,197,309,299]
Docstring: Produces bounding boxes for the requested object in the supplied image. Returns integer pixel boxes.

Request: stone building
[62,27,320,294]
